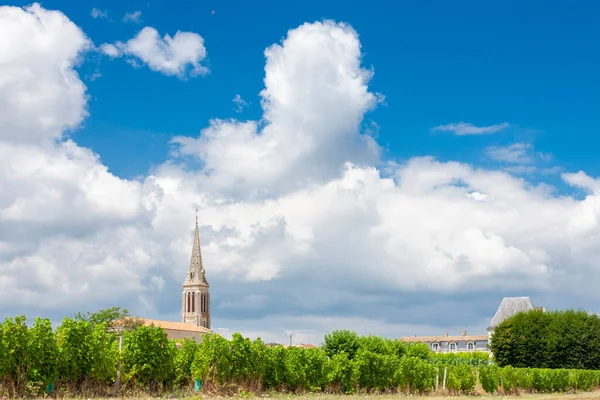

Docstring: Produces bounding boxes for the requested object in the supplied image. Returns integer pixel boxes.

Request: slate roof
[487,296,534,331]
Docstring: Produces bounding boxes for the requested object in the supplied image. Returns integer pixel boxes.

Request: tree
[490,308,600,370]
[74,306,142,331]
[322,330,360,360]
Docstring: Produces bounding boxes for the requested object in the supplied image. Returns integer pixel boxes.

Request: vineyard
[1,314,600,398]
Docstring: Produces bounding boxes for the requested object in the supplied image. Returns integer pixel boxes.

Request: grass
[228,392,600,399]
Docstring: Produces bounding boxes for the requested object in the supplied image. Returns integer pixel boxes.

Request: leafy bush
[398,356,435,393]
[327,352,354,393]
[122,325,176,389]
[479,364,500,393]
[322,330,360,360]
[2,316,31,395]
[174,338,197,386]
[28,318,58,387]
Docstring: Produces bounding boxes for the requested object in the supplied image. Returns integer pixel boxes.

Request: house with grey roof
[399,296,537,353]
[401,330,489,353]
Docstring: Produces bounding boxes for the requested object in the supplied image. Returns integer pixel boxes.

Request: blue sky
[18,0,600,181]
[2,0,600,344]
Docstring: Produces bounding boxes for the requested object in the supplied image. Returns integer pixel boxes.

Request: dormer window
[449,342,457,351]
[431,342,439,351]
[467,341,475,350]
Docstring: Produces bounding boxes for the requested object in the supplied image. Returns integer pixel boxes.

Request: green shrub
[398,356,435,393]
[174,338,197,386]
[122,325,176,389]
[327,352,354,393]
[479,364,500,393]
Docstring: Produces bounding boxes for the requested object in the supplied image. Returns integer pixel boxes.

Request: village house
[400,296,536,353]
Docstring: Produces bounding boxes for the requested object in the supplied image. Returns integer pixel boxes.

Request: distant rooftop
[487,296,534,331]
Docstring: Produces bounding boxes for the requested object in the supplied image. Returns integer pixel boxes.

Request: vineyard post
[116,332,123,392]
[435,368,439,391]
[442,367,447,390]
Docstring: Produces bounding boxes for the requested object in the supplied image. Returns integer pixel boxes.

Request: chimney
[444,333,448,337]
[462,330,467,336]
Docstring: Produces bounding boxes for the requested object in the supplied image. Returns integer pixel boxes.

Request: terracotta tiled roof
[138,318,213,333]
[400,335,488,343]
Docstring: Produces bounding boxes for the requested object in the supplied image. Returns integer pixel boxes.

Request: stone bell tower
[181,213,210,329]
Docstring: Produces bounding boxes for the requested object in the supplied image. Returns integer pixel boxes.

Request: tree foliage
[490,309,600,370]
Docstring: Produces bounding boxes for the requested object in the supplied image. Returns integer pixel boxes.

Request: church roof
[487,296,534,331]
[139,318,213,333]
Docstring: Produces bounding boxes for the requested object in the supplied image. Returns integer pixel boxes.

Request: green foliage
[174,338,198,386]
[2,316,31,392]
[322,330,360,360]
[2,319,600,398]
[491,308,600,370]
[263,345,285,389]
[479,364,500,393]
[398,356,435,393]
[431,351,490,366]
[28,318,58,385]
[353,349,399,391]
[122,324,176,388]
[191,333,232,384]
[327,352,354,393]
[89,323,118,383]
[56,317,94,382]
[404,342,431,359]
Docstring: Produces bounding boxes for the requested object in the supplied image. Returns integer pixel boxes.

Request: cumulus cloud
[433,121,510,135]
[3,5,600,343]
[0,3,91,143]
[100,27,208,78]
[169,21,382,197]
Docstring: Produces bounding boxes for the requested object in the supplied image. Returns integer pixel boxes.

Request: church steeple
[182,211,211,329]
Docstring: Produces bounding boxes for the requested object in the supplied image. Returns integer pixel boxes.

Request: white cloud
[100,27,208,78]
[3,6,600,344]
[232,94,248,113]
[169,21,382,196]
[0,3,91,143]
[90,7,108,20]
[433,121,510,135]
[562,171,600,194]
[122,10,142,23]
[486,143,534,164]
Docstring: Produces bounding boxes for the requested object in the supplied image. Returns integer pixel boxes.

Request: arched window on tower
[186,292,190,312]
[192,292,195,312]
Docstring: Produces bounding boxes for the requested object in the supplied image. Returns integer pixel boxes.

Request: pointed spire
[187,210,208,286]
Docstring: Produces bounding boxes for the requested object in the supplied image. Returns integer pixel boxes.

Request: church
[134,216,214,342]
